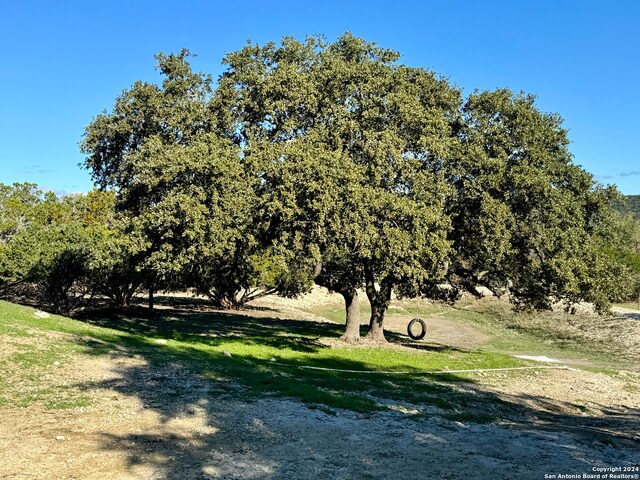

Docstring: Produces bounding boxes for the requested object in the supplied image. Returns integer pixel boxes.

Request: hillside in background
[613,195,640,220]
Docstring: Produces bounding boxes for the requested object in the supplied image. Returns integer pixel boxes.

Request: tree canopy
[215,34,460,341]
[447,89,624,312]
[0,184,115,312]
[613,194,640,221]
[81,50,306,309]
[214,33,626,340]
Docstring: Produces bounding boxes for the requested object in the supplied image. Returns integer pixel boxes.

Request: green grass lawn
[0,299,535,418]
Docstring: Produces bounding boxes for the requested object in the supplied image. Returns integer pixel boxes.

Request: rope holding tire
[407,317,426,340]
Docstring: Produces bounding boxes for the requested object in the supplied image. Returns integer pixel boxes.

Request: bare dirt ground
[384,312,491,349]
[1,293,639,480]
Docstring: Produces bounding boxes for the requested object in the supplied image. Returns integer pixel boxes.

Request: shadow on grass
[129,292,284,313]
[63,306,640,479]
[75,305,345,354]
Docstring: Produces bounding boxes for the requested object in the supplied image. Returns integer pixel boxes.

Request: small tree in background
[0,186,114,312]
[604,212,640,308]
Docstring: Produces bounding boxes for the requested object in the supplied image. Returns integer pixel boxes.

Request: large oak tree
[217,34,459,341]
[80,34,626,340]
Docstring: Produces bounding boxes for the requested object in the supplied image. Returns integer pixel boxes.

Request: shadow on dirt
[67,306,640,479]
[617,311,640,321]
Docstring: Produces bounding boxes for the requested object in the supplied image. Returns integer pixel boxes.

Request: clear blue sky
[1,0,638,195]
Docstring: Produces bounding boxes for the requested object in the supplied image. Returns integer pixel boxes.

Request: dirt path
[2,293,639,479]
[4,399,636,480]
[383,313,490,348]
[612,305,640,320]
[1,344,639,480]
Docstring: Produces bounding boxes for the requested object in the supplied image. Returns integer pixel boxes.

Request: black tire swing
[407,318,426,340]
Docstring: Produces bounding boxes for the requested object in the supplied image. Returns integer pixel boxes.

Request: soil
[383,313,491,349]
[1,293,639,479]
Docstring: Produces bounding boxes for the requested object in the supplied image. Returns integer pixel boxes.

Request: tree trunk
[125,281,141,308]
[364,269,392,343]
[367,301,387,342]
[339,288,361,343]
[312,260,362,343]
[124,288,133,308]
[149,288,154,311]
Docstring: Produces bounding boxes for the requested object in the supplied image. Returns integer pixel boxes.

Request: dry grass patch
[461,297,640,364]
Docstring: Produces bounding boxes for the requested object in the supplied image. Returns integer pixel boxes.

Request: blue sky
[1,0,638,195]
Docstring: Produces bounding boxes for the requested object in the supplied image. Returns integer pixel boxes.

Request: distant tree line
[0,185,127,312]
[613,194,640,221]
[2,34,638,340]
[609,196,640,306]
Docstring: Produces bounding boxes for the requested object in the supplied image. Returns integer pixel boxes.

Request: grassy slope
[0,300,532,417]
[615,302,640,310]
[304,296,638,372]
